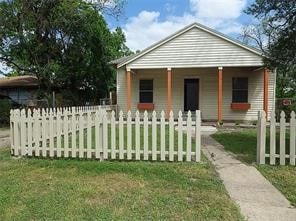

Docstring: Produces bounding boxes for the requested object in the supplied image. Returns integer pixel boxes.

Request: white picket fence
[10,107,201,162]
[257,111,296,166]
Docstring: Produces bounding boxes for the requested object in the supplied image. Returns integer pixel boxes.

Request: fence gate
[10,107,201,162]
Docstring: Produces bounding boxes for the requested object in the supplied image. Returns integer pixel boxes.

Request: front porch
[124,66,270,121]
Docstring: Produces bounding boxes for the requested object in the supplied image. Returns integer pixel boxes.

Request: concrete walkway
[0,129,10,148]
[202,135,296,221]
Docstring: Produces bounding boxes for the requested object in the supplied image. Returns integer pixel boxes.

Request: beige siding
[117,67,275,121]
[126,27,263,69]
[130,69,167,115]
[116,68,127,112]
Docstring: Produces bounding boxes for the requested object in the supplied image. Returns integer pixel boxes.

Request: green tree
[0,0,130,105]
[246,0,296,69]
[110,27,134,58]
[244,0,296,101]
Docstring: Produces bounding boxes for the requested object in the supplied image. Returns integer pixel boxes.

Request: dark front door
[184,79,199,111]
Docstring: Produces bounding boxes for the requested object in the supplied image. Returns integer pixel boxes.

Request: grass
[0,147,243,221]
[212,128,291,164]
[211,128,296,207]
[258,165,296,206]
[44,125,196,161]
[212,129,257,164]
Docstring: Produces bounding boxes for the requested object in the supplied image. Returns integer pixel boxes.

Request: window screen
[139,80,153,103]
[232,77,248,103]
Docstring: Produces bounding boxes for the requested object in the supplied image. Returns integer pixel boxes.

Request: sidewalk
[0,129,10,148]
[202,135,296,221]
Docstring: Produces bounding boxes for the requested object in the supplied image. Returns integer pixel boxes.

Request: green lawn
[258,165,296,206]
[48,125,196,161]
[91,125,196,151]
[212,128,296,207]
[212,129,257,164]
[0,147,243,220]
[212,128,291,164]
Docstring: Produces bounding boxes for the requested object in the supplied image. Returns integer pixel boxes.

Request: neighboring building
[0,75,40,106]
[111,23,275,121]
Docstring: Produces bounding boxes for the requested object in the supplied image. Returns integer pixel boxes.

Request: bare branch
[0,56,37,74]
[85,0,126,19]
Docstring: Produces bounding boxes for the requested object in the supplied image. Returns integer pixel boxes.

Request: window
[232,77,248,103]
[139,80,153,103]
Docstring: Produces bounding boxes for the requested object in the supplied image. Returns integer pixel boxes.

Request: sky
[107,0,255,52]
[0,0,255,76]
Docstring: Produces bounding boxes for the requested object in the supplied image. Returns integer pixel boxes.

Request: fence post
[186,111,192,162]
[152,111,157,161]
[56,109,62,157]
[177,111,183,162]
[135,111,140,160]
[63,109,69,158]
[279,111,286,165]
[49,109,54,157]
[269,111,276,165]
[42,108,47,157]
[160,111,166,161]
[95,110,100,159]
[10,110,14,155]
[290,111,296,166]
[127,111,132,160]
[34,109,40,157]
[110,111,116,160]
[143,111,149,160]
[71,108,77,158]
[195,110,201,162]
[169,111,174,161]
[257,111,266,164]
[27,109,33,156]
[14,109,21,156]
[87,111,92,159]
[20,109,27,156]
[256,111,260,164]
[78,111,84,158]
[102,110,108,159]
[256,111,261,164]
[119,111,124,159]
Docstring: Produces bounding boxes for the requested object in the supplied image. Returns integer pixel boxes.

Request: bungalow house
[111,23,275,121]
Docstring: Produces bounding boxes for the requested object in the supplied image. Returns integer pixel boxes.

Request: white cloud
[123,0,247,51]
[164,3,176,13]
[124,11,186,51]
[190,0,246,19]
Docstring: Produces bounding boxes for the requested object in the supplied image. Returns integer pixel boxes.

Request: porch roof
[0,75,39,88]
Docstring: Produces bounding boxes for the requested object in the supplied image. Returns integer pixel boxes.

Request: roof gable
[117,23,263,68]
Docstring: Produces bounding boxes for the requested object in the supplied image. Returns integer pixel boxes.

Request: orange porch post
[167,68,172,118]
[126,69,131,112]
[264,68,268,118]
[218,67,223,122]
